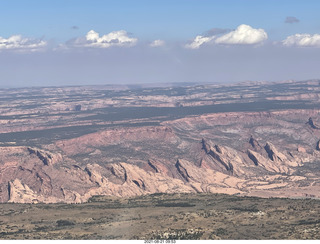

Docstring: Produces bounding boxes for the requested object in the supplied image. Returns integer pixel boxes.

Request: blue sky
[1,0,320,87]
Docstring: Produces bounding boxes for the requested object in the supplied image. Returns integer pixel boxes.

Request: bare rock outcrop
[208,145,234,174]
[27,147,62,166]
[316,140,320,151]
[0,112,317,203]
[201,139,245,176]
[56,126,178,156]
[0,139,311,203]
[249,136,263,151]
[85,164,105,186]
[4,82,320,203]
[201,138,211,154]
[263,142,300,169]
[170,158,245,194]
[147,159,160,173]
[247,149,290,174]
[102,162,194,196]
[110,164,128,183]
[247,149,260,166]
[264,142,287,162]
[8,179,59,204]
[307,117,320,129]
[175,159,192,182]
[297,146,306,153]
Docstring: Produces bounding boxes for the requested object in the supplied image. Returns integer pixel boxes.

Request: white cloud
[185,24,267,49]
[150,39,165,47]
[74,30,138,48]
[215,24,268,45]
[282,33,320,47]
[185,35,215,49]
[0,35,46,51]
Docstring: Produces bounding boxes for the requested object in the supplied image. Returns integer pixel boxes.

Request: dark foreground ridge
[0,193,319,240]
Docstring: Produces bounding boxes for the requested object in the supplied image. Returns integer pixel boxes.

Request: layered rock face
[1,109,320,203]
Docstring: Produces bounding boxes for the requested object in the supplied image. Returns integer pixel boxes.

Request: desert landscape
[1,80,320,239]
[1,193,320,240]
[2,0,320,240]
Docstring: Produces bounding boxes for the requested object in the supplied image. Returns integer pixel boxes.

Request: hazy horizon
[1,0,320,87]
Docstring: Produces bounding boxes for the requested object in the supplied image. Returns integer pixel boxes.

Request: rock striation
[27,147,62,166]
[1,109,320,203]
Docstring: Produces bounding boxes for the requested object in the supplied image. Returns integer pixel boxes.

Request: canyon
[1,80,320,203]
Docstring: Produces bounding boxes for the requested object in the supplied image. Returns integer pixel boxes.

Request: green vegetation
[1,80,319,146]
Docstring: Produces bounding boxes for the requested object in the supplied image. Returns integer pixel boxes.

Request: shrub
[56,220,75,227]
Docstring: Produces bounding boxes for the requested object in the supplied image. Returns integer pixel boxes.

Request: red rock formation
[1,109,320,203]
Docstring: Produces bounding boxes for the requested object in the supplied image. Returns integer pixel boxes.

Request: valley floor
[0,193,319,240]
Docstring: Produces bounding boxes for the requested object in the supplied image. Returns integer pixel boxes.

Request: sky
[1,0,320,87]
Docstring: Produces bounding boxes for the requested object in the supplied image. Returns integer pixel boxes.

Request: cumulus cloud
[73,30,138,48]
[215,24,268,45]
[185,24,267,49]
[185,35,215,49]
[282,33,320,47]
[0,35,46,51]
[149,39,165,47]
[285,16,300,24]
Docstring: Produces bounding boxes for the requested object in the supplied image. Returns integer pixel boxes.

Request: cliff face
[1,109,320,203]
[3,80,320,203]
[1,146,247,203]
[0,110,320,203]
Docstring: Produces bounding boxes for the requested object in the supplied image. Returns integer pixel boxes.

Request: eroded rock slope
[1,109,320,203]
